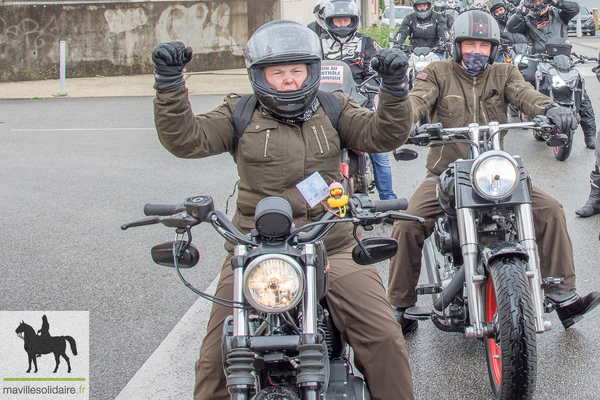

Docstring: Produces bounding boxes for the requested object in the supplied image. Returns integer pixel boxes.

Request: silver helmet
[245,20,322,118]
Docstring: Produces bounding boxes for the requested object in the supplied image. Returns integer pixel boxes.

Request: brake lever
[385,211,425,224]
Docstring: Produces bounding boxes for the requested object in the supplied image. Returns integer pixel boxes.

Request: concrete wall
[0,0,279,82]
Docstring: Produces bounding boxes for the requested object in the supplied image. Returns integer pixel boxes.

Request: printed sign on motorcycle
[0,311,89,400]
[320,65,344,85]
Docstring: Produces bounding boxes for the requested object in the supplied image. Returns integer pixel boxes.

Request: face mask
[462,52,489,76]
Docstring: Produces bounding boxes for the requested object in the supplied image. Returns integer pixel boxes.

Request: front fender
[482,241,529,268]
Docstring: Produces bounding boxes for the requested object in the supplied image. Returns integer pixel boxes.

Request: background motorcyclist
[151,20,415,400]
[489,0,529,63]
[387,10,600,334]
[393,0,450,56]
[433,1,455,29]
[307,0,329,37]
[576,57,600,217]
[319,0,398,200]
[507,0,597,149]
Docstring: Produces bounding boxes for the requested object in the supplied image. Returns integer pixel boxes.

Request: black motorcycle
[513,39,598,161]
[396,119,574,400]
[122,192,420,399]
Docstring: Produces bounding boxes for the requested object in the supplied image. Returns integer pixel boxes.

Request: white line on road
[9,128,156,132]
[115,276,219,400]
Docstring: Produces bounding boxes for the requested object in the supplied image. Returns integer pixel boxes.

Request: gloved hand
[545,104,577,135]
[152,41,193,91]
[370,48,410,98]
[518,4,529,15]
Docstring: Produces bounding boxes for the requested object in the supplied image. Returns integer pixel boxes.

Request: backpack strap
[316,90,343,131]
[231,94,258,162]
[230,91,343,162]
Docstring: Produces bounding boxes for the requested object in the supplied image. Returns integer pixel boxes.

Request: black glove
[518,4,529,15]
[370,48,410,98]
[545,104,577,135]
[152,42,193,91]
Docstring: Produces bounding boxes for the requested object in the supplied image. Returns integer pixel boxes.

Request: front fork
[516,204,550,333]
[225,244,325,399]
[459,205,549,339]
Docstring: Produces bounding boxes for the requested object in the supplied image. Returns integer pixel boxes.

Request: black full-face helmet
[245,20,322,118]
[322,0,360,40]
[489,0,508,24]
[451,10,501,64]
[413,0,433,20]
[524,0,550,18]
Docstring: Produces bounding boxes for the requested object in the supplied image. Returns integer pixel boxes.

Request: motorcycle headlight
[470,152,520,201]
[551,75,566,88]
[243,254,305,313]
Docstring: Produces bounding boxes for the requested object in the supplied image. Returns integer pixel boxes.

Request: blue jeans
[370,152,397,200]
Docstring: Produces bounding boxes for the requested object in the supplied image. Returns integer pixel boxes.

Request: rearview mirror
[393,148,419,161]
[352,238,398,265]
[546,134,568,147]
[151,241,200,268]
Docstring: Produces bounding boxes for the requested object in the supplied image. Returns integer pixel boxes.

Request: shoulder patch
[416,71,428,80]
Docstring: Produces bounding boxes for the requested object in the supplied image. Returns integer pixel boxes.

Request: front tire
[554,128,574,161]
[484,256,537,400]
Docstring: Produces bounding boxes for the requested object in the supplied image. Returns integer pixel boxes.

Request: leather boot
[584,132,596,149]
[556,291,600,329]
[393,306,418,335]
[575,171,600,217]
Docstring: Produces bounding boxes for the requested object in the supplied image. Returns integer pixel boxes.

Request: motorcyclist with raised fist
[151,20,415,400]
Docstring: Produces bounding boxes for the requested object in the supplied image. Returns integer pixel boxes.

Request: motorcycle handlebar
[373,198,409,212]
[144,203,179,216]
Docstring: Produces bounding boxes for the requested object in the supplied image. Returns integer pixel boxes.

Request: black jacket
[506,1,579,54]
[394,12,450,48]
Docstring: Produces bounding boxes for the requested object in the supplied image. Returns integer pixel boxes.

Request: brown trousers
[195,247,415,400]
[388,178,577,309]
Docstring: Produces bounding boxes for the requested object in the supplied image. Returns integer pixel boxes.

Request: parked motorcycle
[398,119,573,399]
[122,192,420,399]
[320,60,379,195]
[513,39,598,161]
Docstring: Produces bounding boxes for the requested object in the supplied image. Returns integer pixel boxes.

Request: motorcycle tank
[437,168,456,215]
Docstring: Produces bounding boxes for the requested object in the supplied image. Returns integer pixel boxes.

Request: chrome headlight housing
[243,254,305,313]
[470,151,520,201]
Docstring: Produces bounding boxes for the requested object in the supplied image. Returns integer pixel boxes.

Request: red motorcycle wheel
[486,279,502,386]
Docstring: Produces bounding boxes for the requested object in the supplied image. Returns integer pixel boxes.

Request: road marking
[9,128,155,132]
[115,276,218,400]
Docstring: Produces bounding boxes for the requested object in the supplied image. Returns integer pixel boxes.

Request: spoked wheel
[484,256,537,400]
[554,129,574,161]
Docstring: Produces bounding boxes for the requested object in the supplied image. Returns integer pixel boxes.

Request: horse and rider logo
[15,315,78,373]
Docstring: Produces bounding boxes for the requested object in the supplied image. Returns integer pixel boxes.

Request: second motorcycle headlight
[471,152,520,201]
[243,254,305,313]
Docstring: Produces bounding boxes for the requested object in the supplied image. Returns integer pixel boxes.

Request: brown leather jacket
[410,59,553,176]
[154,85,412,254]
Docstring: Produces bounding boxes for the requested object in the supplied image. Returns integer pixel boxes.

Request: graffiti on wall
[104,8,148,34]
[0,16,59,65]
[156,4,244,55]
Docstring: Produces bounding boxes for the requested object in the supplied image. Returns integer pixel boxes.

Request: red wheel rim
[486,279,501,385]
[554,146,560,154]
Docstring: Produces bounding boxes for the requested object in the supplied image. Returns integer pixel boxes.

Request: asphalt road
[1,42,600,400]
